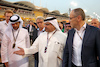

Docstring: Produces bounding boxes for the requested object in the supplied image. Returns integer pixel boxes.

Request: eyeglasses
[44,23,51,26]
[37,22,43,24]
[69,16,78,20]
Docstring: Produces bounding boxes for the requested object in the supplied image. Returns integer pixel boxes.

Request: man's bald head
[91,18,99,28]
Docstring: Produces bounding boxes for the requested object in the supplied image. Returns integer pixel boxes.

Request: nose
[14,24,18,27]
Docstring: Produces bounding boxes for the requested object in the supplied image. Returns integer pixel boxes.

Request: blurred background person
[91,18,99,28]
[0,10,13,43]
[59,22,64,32]
[0,10,13,67]
[27,21,37,45]
[64,22,72,36]
[23,22,27,29]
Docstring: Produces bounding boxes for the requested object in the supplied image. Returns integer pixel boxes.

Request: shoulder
[87,25,99,32]
[0,20,6,24]
[33,28,38,32]
[0,20,6,23]
[68,28,75,34]
[20,28,28,32]
[55,31,67,38]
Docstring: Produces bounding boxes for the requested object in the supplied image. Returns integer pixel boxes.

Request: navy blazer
[62,24,100,67]
[32,29,38,43]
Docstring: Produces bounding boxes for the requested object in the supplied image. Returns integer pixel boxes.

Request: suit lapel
[68,29,75,52]
[36,29,38,37]
[69,25,91,52]
[82,24,91,48]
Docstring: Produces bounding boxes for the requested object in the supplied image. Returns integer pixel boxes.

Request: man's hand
[13,47,25,55]
[30,22,37,28]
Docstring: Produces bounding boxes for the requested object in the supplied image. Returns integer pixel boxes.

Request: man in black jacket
[27,21,37,44]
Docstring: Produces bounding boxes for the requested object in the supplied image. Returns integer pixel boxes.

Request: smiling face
[12,22,20,30]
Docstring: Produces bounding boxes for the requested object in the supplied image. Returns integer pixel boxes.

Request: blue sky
[6,0,100,19]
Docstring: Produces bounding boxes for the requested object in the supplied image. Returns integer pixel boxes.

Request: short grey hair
[36,16,44,21]
[73,8,85,21]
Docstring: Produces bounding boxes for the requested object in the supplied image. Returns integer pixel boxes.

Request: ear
[77,15,82,22]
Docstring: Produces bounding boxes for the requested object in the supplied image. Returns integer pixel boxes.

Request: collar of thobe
[12,28,20,32]
[47,30,57,38]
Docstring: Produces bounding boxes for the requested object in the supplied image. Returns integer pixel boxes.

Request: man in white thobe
[1,14,30,67]
[14,17,67,67]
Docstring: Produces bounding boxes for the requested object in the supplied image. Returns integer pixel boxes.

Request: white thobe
[1,28,30,67]
[24,30,67,67]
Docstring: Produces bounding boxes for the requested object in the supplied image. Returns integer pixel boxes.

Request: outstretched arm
[14,34,40,55]
[13,47,25,55]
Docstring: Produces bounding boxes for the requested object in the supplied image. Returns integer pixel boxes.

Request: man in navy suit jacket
[62,8,100,67]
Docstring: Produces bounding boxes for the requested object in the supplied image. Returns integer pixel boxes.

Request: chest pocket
[53,41,63,54]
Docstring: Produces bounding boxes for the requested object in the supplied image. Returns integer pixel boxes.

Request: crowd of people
[0,8,100,67]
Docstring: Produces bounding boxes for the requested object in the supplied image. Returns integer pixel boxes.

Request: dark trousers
[35,60,38,67]
[34,52,38,67]
[72,62,82,67]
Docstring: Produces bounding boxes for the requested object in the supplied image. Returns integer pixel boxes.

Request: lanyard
[76,28,85,40]
[44,30,57,53]
[12,29,20,48]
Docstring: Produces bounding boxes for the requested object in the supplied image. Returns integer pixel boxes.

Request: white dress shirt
[0,20,8,41]
[37,28,45,36]
[29,25,32,32]
[72,23,86,66]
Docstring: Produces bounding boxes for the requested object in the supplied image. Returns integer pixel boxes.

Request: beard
[13,27,19,30]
